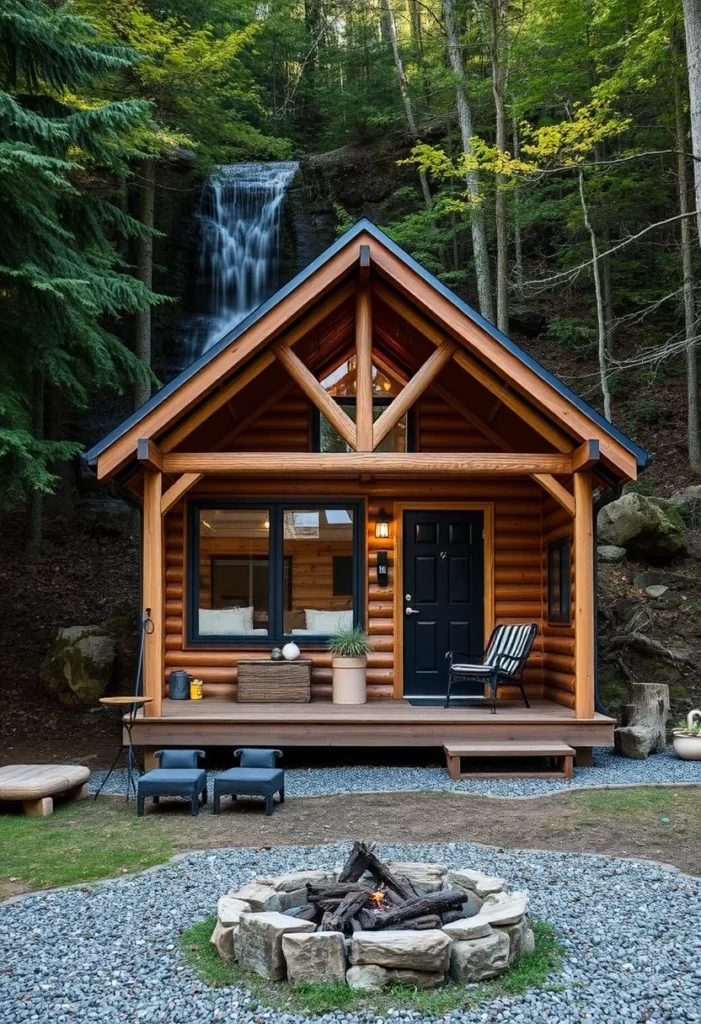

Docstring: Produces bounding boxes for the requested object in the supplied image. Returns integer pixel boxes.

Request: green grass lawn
[180,917,563,1014]
[0,800,175,894]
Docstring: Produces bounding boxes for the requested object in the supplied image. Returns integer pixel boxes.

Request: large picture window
[190,502,362,644]
[547,536,571,624]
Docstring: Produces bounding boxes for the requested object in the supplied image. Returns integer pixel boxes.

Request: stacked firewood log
[292,842,466,935]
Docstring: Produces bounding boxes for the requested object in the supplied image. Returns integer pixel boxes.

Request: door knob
[405,607,421,616]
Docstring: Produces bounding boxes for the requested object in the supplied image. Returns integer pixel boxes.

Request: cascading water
[188,161,299,356]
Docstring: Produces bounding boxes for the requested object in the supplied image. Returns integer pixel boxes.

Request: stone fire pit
[210,842,533,991]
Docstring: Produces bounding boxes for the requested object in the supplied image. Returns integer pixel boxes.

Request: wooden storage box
[237,659,312,703]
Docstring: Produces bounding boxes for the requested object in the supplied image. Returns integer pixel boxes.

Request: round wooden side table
[94,696,153,801]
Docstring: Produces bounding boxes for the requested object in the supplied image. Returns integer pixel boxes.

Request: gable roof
[84,218,648,473]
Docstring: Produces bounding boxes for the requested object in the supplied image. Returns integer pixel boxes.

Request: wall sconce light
[375,508,391,540]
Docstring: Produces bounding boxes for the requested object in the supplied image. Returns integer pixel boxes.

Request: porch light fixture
[375,509,391,540]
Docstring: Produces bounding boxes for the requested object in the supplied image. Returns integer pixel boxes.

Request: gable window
[547,536,571,624]
[190,502,362,644]
[314,357,412,452]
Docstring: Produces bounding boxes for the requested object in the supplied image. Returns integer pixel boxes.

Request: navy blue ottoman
[213,748,284,816]
[137,749,206,816]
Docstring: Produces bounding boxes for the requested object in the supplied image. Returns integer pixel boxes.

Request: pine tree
[0,0,161,544]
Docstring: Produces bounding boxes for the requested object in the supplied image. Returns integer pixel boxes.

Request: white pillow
[199,608,248,635]
[304,608,354,634]
[231,605,254,632]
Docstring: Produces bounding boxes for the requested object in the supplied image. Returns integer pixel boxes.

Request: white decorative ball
[282,641,300,661]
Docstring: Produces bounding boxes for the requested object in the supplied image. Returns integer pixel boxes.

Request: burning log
[320,887,372,932]
[336,841,414,901]
[362,890,466,930]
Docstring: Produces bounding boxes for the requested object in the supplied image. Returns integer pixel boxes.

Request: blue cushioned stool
[137,749,206,817]
[213,748,284,816]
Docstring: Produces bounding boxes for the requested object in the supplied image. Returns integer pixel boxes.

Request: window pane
[283,507,355,634]
[320,358,401,397]
[198,509,269,635]
[320,401,407,453]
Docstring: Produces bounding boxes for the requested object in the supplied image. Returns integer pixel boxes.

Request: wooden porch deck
[128,698,615,750]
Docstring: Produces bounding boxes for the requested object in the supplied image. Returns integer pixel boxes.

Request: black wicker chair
[445,623,538,713]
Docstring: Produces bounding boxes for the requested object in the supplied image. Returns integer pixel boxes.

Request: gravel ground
[91,746,701,799]
[1,841,700,1024]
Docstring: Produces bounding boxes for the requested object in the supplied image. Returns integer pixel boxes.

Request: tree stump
[615,682,669,759]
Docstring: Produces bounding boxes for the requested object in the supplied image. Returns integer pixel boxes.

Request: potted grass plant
[672,709,701,761]
[329,626,372,705]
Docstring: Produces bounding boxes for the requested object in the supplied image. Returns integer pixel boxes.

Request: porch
[128,697,615,753]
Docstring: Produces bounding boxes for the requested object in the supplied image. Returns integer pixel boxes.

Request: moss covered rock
[597,494,686,561]
[41,625,115,705]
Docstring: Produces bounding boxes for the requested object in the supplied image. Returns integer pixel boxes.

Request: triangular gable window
[316,358,410,452]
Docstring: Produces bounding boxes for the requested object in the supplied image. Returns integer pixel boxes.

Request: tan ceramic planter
[332,656,367,704]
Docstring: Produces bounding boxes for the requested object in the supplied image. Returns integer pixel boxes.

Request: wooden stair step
[443,741,575,781]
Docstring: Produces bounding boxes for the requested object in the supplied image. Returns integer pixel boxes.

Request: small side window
[547,536,571,624]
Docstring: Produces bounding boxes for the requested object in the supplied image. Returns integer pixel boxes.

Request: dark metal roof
[84,218,649,469]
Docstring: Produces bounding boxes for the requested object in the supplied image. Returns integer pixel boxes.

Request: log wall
[160,388,574,706]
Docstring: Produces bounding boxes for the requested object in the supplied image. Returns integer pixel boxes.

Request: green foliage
[546,317,598,353]
[179,916,564,1014]
[328,625,373,658]
[0,0,162,500]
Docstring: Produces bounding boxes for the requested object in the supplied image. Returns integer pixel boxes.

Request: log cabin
[85,220,648,770]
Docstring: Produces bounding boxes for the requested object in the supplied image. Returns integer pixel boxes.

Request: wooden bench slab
[0,764,90,816]
[443,741,575,781]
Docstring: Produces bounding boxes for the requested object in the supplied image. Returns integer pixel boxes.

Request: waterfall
[190,161,299,356]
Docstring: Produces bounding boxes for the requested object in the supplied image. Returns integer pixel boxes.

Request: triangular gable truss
[87,221,645,493]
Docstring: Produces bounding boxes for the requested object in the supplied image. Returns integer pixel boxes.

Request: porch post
[142,469,163,717]
[573,469,595,718]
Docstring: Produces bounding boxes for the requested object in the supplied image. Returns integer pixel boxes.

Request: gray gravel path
[91,746,701,799]
[1,841,700,1023]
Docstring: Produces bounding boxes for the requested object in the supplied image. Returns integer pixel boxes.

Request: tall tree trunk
[408,0,432,110]
[381,0,432,209]
[490,0,509,333]
[511,109,523,295]
[578,169,612,420]
[443,0,494,322]
[683,0,701,246]
[25,370,44,559]
[134,158,155,410]
[674,31,701,473]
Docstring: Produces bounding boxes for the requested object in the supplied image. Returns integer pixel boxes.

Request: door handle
[405,607,421,616]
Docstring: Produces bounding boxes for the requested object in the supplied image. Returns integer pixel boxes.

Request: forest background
[2,0,701,550]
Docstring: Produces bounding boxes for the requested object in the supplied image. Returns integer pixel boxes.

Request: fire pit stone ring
[210,842,533,990]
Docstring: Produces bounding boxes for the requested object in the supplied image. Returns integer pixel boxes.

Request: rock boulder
[597,493,686,561]
[40,625,115,705]
[282,931,346,985]
[449,930,510,983]
[350,929,451,972]
[237,912,315,980]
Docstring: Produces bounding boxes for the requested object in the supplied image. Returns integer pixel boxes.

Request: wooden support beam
[574,470,595,718]
[142,471,163,717]
[373,340,457,449]
[163,451,573,476]
[572,439,600,472]
[373,281,574,454]
[272,340,357,450]
[160,473,204,515]
[137,439,162,472]
[355,275,373,451]
[160,352,276,454]
[532,474,575,516]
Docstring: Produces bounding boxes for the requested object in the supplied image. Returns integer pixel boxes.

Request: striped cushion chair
[445,623,538,714]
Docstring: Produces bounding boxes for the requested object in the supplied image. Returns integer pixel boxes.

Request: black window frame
[189,500,364,646]
[547,535,572,624]
[312,396,416,451]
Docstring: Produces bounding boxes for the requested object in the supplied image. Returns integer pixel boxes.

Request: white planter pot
[673,733,701,761]
[332,656,367,704]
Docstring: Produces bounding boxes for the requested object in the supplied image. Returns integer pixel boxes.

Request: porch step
[443,741,575,781]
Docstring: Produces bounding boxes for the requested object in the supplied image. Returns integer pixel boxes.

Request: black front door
[403,510,484,704]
